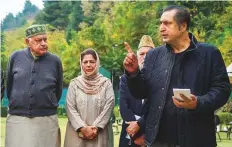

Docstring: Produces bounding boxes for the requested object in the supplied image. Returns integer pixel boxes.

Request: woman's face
[81,54,97,74]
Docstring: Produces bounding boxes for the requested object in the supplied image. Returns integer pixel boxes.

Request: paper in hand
[173,88,191,101]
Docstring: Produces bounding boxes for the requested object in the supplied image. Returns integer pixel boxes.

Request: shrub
[57,106,66,117]
[1,107,8,117]
[114,105,120,118]
[1,106,8,117]
[218,112,232,124]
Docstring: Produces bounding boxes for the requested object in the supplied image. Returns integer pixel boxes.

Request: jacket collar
[24,47,49,60]
[165,33,197,52]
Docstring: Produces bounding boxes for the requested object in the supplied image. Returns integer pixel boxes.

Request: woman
[64,48,115,147]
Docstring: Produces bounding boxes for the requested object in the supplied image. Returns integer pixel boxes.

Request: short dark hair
[81,48,97,61]
[163,5,190,30]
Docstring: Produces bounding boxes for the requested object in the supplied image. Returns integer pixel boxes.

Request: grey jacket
[6,48,63,117]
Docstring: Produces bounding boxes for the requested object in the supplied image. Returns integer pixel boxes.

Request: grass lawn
[0,117,121,147]
[1,117,232,147]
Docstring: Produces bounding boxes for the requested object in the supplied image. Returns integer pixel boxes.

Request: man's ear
[25,38,29,46]
[180,23,187,32]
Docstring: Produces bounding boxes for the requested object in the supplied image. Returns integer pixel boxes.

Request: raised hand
[123,42,139,74]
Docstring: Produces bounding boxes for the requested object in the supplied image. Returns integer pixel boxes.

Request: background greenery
[1,1,232,88]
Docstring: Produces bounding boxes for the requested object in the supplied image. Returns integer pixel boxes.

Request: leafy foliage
[35,1,72,30]
[2,1,232,89]
[1,32,7,70]
[218,112,232,124]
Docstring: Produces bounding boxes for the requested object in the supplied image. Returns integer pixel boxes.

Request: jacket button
[32,69,35,73]
[31,81,34,85]
[162,88,164,90]
[158,106,161,109]
[30,94,33,98]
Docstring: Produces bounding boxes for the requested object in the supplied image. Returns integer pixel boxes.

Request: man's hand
[126,121,140,137]
[123,42,139,74]
[80,126,98,140]
[134,134,145,146]
[173,94,197,109]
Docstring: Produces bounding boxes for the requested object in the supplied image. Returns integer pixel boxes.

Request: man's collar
[165,33,197,51]
[188,33,197,50]
[30,50,39,60]
[25,47,48,60]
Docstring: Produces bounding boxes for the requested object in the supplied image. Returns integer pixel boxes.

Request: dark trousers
[151,142,216,147]
[119,137,141,147]
[119,124,141,147]
[151,142,180,147]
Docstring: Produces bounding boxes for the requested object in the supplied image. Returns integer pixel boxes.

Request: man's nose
[143,54,146,60]
[41,40,47,46]
[160,24,165,32]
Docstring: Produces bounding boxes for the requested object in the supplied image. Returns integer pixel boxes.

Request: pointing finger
[124,42,133,53]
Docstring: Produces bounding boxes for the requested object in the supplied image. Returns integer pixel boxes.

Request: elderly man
[5,24,63,147]
[119,35,155,147]
[123,5,230,147]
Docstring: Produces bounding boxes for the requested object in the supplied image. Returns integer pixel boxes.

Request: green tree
[1,31,7,70]
[37,1,72,30]
[2,0,39,30]
[175,1,229,42]
[65,1,84,44]
[22,0,39,19]
[3,1,232,85]
[2,13,15,30]
[70,1,83,31]
[81,1,101,26]
[15,13,27,28]
[212,2,232,66]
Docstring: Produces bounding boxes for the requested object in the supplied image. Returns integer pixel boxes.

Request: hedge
[217,112,232,124]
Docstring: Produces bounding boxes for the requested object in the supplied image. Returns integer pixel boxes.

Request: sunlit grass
[1,117,231,147]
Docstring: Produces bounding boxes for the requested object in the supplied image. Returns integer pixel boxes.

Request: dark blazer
[119,74,146,147]
[126,33,231,147]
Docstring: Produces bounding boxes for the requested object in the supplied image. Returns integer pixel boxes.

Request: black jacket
[126,34,230,147]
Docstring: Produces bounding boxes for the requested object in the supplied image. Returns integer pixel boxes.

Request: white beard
[139,62,144,70]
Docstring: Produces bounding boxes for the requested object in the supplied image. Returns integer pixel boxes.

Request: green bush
[218,112,232,124]
[57,106,66,117]
[1,106,8,117]
[114,105,120,118]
